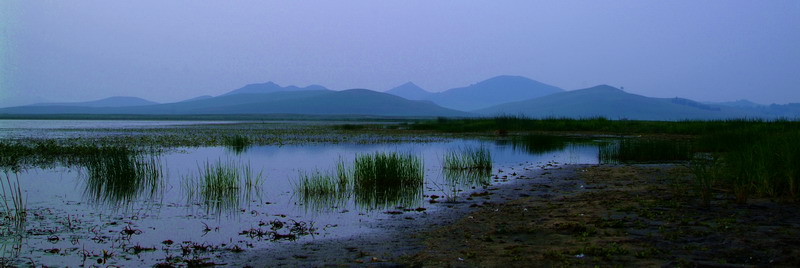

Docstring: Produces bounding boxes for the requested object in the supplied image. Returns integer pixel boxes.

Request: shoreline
[230,163,591,267]
[231,163,800,267]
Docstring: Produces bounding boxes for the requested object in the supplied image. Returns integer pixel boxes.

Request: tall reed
[0,172,26,229]
[443,146,492,170]
[353,152,424,209]
[83,151,163,206]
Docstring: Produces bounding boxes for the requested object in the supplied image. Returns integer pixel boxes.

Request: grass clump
[83,151,164,207]
[443,146,492,170]
[294,159,351,197]
[0,172,26,230]
[184,160,263,214]
[353,152,424,209]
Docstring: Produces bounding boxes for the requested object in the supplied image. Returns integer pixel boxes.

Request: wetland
[0,118,798,267]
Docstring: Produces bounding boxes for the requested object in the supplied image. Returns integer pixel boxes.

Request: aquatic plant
[183,160,264,215]
[82,151,164,207]
[293,159,352,212]
[443,146,492,170]
[0,172,26,230]
[353,152,424,209]
[223,134,252,154]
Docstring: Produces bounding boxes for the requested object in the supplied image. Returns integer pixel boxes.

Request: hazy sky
[1,1,799,106]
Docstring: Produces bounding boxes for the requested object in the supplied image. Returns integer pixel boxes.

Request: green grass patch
[353,152,424,209]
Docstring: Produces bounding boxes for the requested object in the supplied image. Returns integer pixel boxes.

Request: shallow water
[1,135,603,266]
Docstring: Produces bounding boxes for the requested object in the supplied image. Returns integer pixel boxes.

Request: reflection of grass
[353,152,424,210]
[599,139,691,164]
[223,135,252,154]
[511,135,570,155]
[184,160,263,215]
[443,146,492,170]
[83,150,163,207]
[444,168,492,187]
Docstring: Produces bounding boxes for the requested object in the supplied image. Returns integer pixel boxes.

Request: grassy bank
[410,116,800,202]
[408,116,800,135]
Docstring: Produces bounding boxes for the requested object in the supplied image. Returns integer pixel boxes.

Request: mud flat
[229,164,590,267]
[231,163,800,267]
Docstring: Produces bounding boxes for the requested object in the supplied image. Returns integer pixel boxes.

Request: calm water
[0,122,605,266]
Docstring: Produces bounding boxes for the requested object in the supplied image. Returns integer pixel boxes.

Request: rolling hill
[424,75,564,111]
[30,96,158,108]
[385,82,433,100]
[0,89,469,117]
[222,82,329,96]
[477,85,757,120]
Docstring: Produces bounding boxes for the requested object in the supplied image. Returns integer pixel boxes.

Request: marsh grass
[82,151,164,207]
[443,146,492,170]
[293,163,352,212]
[353,152,424,209]
[184,160,263,214]
[0,172,26,230]
[294,159,351,197]
[410,116,800,135]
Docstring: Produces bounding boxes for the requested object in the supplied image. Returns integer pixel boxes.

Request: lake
[0,120,607,266]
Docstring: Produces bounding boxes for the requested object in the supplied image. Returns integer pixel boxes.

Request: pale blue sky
[1,1,799,106]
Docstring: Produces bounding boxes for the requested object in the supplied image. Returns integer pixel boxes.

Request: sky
[1,1,799,106]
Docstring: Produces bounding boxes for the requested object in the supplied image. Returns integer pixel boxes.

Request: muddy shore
[231,164,800,267]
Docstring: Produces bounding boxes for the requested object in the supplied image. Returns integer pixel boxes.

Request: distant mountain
[0,89,469,117]
[179,95,214,102]
[477,85,757,120]
[425,75,564,111]
[385,82,433,100]
[31,96,158,108]
[708,99,763,109]
[222,82,329,96]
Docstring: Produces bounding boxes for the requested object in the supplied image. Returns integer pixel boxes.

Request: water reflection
[443,168,492,188]
[81,151,164,208]
[510,134,571,155]
[182,160,263,216]
[599,139,692,164]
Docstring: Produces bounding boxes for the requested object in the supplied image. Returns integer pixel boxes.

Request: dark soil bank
[231,164,800,267]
